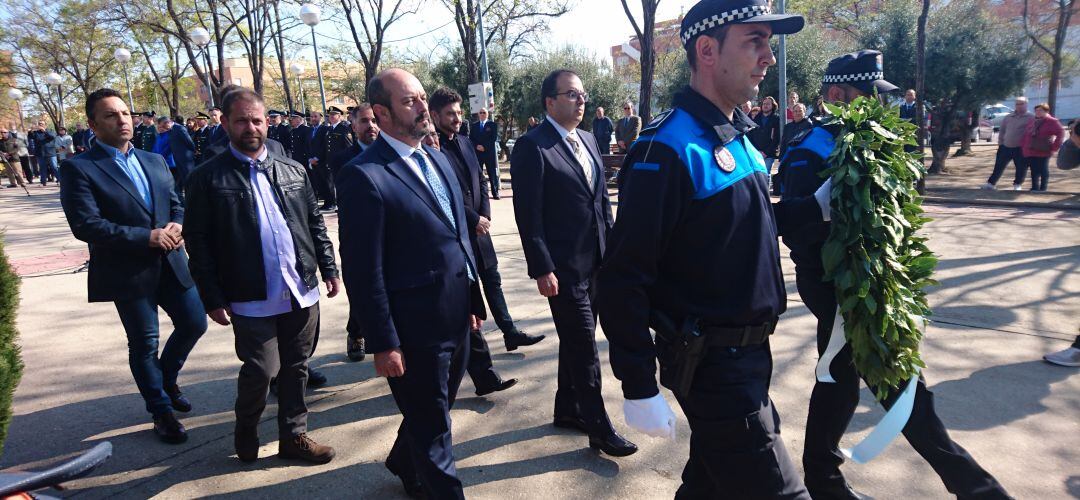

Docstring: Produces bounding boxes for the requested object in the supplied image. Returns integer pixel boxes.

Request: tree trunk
[637,2,656,123]
[929,107,954,174]
[914,0,929,193]
[273,0,294,111]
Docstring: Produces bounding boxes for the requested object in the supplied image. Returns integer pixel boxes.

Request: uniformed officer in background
[267,109,293,157]
[192,111,210,164]
[310,106,352,212]
[134,111,158,151]
[289,110,313,169]
[778,50,1012,500]
[597,0,835,497]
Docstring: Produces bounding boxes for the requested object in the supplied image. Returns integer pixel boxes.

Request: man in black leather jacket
[183,87,341,465]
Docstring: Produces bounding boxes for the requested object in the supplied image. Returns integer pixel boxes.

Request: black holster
[651,310,707,398]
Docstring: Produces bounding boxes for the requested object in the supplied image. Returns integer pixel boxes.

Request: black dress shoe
[153,412,188,444]
[165,384,192,413]
[346,337,366,362]
[235,425,260,463]
[475,378,517,397]
[308,369,328,388]
[552,416,590,434]
[588,432,637,457]
[386,457,426,499]
[504,331,545,351]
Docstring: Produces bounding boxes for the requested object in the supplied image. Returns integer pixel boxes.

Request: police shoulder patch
[639,109,674,136]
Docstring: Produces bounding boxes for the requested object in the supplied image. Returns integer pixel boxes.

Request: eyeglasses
[552,90,589,103]
[623,106,631,110]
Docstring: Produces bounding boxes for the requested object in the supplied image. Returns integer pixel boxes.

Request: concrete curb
[922,195,1080,211]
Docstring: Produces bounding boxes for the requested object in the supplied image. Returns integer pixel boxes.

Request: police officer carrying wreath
[778,50,1012,500]
[597,0,835,497]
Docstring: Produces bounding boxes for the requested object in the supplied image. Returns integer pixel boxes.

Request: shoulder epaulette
[640,109,674,136]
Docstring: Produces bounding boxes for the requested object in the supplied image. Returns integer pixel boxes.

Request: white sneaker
[981,182,996,190]
[1012,184,1023,191]
[1043,347,1080,367]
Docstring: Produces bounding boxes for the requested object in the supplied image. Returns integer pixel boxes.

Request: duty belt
[699,321,776,347]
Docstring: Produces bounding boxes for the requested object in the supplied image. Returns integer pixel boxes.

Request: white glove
[813,178,833,222]
[624,393,677,440]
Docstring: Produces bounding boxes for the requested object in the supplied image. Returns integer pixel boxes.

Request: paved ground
[0,161,1077,499]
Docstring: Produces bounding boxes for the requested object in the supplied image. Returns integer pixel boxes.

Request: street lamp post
[300,4,327,116]
[45,71,64,129]
[190,27,214,109]
[290,62,307,114]
[7,88,24,131]
[114,48,135,111]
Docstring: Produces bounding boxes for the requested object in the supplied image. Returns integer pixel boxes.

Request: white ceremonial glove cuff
[814,178,833,222]
[624,393,677,440]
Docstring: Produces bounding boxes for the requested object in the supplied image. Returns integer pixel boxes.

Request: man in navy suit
[510,69,637,457]
[469,107,500,198]
[59,88,208,445]
[337,69,484,499]
[157,115,196,202]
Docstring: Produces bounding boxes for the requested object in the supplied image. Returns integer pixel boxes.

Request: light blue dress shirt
[227,145,320,317]
[98,142,153,209]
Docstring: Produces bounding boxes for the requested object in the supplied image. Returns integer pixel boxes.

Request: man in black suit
[337,69,484,499]
[430,87,547,395]
[432,89,548,360]
[59,88,208,445]
[310,106,352,212]
[205,106,227,145]
[333,103,380,362]
[469,107,500,198]
[192,112,210,165]
[510,69,637,457]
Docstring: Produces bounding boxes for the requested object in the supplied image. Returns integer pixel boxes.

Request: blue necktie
[412,150,474,281]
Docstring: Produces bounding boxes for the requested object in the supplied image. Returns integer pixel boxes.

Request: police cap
[327,105,344,115]
[195,111,210,119]
[142,110,156,118]
[822,50,899,95]
[680,0,804,47]
[268,109,282,117]
[289,110,305,118]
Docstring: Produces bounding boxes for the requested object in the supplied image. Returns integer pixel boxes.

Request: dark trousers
[171,167,188,205]
[346,316,363,341]
[231,302,319,437]
[796,266,1010,498]
[668,342,809,500]
[547,276,614,436]
[1072,335,1080,350]
[598,140,611,155]
[1027,156,1050,191]
[386,333,470,500]
[113,265,208,416]
[480,153,499,196]
[477,263,518,337]
[987,146,1025,186]
[313,164,336,206]
[466,327,501,390]
[19,156,33,181]
[40,155,58,184]
[27,156,39,180]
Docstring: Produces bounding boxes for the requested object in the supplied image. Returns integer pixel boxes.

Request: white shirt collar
[546,117,576,140]
[381,132,422,160]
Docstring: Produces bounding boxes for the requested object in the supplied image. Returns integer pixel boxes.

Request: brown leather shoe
[278,433,335,464]
[235,425,259,463]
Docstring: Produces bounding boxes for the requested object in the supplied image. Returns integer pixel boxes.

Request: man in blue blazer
[468,107,500,198]
[510,69,636,457]
[161,115,196,202]
[59,88,208,445]
[337,69,484,500]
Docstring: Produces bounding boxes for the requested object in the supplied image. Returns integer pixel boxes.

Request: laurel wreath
[819,96,937,400]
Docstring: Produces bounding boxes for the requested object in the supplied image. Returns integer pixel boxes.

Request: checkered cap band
[680,5,772,44]
[822,71,884,84]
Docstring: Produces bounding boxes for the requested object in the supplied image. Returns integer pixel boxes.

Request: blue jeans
[40,155,59,185]
[114,266,207,416]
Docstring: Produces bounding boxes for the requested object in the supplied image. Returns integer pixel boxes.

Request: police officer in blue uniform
[597,1,834,497]
[779,50,1012,500]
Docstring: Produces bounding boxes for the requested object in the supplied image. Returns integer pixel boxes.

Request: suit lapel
[90,145,151,214]
[543,122,592,193]
[375,140,451,231]
[133,149,165,215]
[580,131,603,192]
